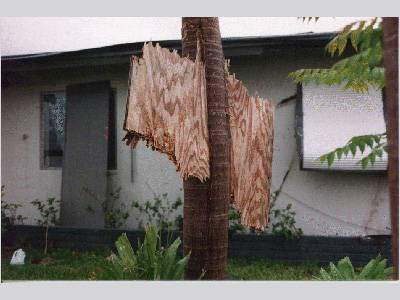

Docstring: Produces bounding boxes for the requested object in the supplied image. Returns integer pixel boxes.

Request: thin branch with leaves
[290,18,387,168]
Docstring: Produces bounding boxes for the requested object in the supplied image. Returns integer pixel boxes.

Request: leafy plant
[132,193,183,232]
[31,197,61,255]
[289,18,387,169]
[228,205,246,235]
[228,189,303,240]
[1,185,26,233]
[103,187,131,229]
[108,225,190,280]
[290,18,383,93]
[317,254,393,280]
[319,133,387,168]
[268,190,303,240]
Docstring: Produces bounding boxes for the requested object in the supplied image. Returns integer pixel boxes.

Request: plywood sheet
[124,43,274,230]
[124,43,209,182]
[226,72,274,230]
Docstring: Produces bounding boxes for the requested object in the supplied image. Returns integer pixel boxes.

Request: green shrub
[229,190,303,240]
[132,193,183,231]
[317,254,393,280]
[1,185,26,233]
[269,203,303,240]
[228,206,246,235]
[31,197,61,255]
[103,187,131,229]
[109,225,189,280]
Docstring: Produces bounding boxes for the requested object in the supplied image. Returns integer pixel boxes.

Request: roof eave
[1,32,336,72]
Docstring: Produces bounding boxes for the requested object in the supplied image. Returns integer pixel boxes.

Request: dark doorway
[60,81,111,228]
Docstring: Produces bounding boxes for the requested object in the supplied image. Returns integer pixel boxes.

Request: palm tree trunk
[382,17,399,280]
[181,17,230,280]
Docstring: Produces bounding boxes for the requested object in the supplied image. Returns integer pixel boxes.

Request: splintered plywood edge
[124,43,210,182]
[226,71,274,231]
[124,43,274,230]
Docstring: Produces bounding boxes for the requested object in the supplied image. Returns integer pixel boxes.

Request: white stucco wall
[229,50,390,236]
[1,48,390,236]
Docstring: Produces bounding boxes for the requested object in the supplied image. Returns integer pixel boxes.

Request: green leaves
[143,225,157,270]
[317,254,393,280]
[326,152,335,167]
[325,18,379,57]
[358,254,393,280]
[289,18,384,93]
[132,193,183,231]
[31,197,61,227]
[228,206,246,234]
[112,233,137,273]
[290,18,387,170]
[319,133,387,168]
[109,225,190,280]
[1,186,26,233]
[268,197,303,240]
[103,187,131,229]
[229,191,303,240]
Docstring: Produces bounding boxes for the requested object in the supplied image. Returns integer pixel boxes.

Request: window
[296,83,387,171]
[41,91,66,168]
[40,89,116,169]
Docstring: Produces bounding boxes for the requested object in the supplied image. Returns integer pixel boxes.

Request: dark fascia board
[2,32,336,72]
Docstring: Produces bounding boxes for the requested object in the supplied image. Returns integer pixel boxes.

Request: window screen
[297,83,387,171]
[41,91,66,168]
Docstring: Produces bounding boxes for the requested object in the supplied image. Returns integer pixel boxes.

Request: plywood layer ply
[124,43,274,230]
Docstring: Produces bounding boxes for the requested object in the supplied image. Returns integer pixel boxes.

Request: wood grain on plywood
[124,43,274,230]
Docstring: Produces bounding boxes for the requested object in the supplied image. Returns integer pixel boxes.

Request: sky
[0,17,368,56]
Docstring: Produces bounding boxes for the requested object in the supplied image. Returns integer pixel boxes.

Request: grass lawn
[1,248,320,281]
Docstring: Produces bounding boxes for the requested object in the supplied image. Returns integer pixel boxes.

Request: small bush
[132,193,183,231]
[317,254,393,280]
[109,225,189,280]
[103,187,131,229]
[229,190,303,239]
[1,185,26,233]
[31,197,61,255]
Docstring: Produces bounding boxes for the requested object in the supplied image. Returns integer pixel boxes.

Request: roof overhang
[2,32,336,73]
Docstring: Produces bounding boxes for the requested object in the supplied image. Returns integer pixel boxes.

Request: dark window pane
[42,92,66,168]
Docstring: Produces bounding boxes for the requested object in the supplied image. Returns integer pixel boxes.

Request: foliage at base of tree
[108,225,190,280]
[132,193,183,231]
[229,189,303,240]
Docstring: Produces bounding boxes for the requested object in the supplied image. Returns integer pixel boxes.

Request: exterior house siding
[1,47,390,236]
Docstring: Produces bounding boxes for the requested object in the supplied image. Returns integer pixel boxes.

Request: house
[1,32,390,236]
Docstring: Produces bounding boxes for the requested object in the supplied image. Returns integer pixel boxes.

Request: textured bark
[382,17,399,280]
[181,17,230,280]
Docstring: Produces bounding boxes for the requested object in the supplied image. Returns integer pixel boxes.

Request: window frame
[295,84,387,173]
[39,88,117,171]
[40,90,66,170]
